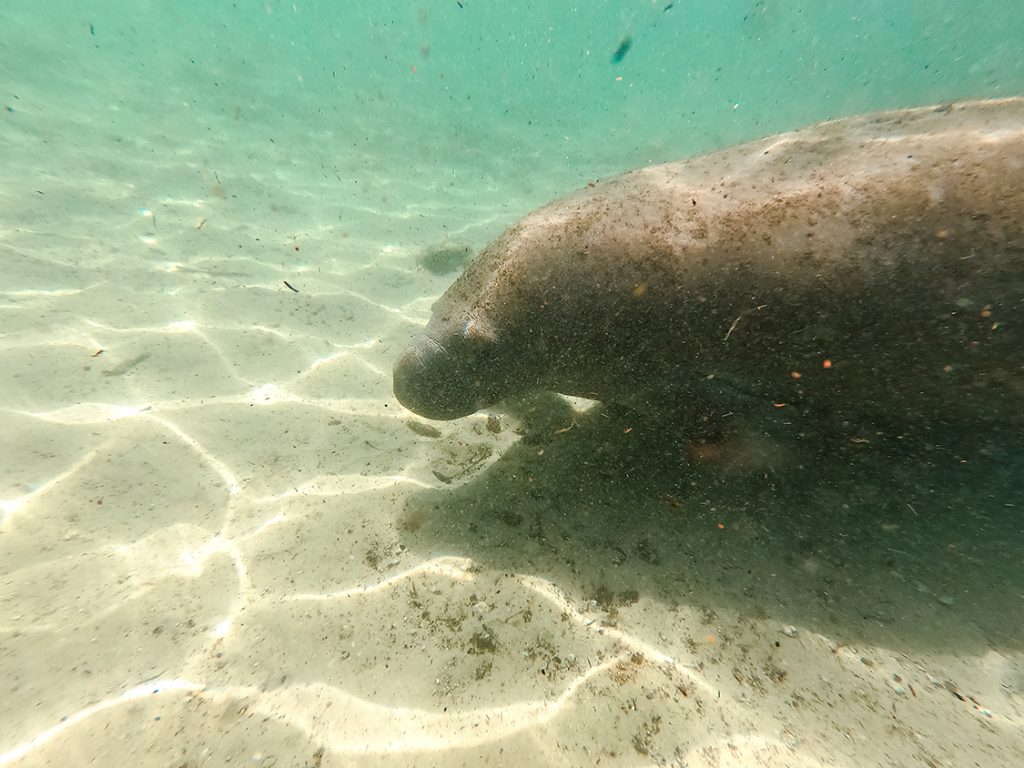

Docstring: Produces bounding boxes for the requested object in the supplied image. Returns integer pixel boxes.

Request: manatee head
[393,218,570,420]
[392,315,510,420]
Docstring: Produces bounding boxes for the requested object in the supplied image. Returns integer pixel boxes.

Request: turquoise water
[2,2,1023,767]
[6,1,1024,245]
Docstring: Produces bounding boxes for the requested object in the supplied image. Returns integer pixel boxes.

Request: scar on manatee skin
[723,305,768,341]
[461,317,496,342]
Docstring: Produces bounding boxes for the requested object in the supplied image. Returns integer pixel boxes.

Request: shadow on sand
[400,395,1024,654]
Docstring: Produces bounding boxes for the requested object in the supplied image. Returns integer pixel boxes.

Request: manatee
[394,99,1024,435]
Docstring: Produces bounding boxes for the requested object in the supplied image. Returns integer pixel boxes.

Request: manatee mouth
[393,334,491,420]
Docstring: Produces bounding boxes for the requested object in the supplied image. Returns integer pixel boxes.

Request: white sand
[4,140,1024,768]
[3,11,1024,768]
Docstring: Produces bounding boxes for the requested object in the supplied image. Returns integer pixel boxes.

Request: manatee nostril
[406,335,446,366]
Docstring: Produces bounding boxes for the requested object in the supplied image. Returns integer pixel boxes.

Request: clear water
[1,2,1022,766]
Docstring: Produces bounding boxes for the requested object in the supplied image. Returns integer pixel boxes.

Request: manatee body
[394,99,1024,432]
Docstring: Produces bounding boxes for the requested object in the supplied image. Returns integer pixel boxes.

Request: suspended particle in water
[611,36,633,64]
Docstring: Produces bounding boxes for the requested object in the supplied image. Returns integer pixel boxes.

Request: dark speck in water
[611,36,633,64]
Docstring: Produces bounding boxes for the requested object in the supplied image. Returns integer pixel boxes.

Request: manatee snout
[393,333,500,420]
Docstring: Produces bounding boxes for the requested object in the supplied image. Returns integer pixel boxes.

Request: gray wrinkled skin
[394,99,1024,430]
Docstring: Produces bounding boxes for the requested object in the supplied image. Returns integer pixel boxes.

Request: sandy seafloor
[3,5,1024,768]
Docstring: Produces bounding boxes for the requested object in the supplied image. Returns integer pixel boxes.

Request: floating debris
[407,420,442,438]
[611,36,633,64]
